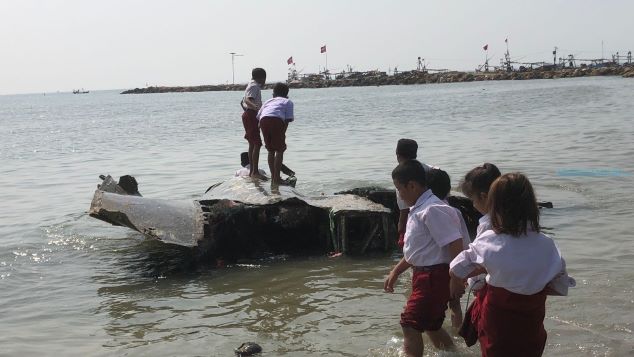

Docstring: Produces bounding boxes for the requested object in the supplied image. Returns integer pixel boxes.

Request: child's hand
[450,276,466,299]
[384,270,399,293]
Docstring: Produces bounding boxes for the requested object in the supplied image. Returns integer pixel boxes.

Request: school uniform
[466,213,492,291]
[257,97,294,152]
[450,230,564,356]
[242,80,263,146]
[400,189,466,332]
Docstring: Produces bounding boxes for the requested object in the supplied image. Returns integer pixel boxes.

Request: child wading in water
[384,160,466,357]
[450,173,570,356]
[241,68,266,179]
[426,168,471,332]
[257,83,294,185]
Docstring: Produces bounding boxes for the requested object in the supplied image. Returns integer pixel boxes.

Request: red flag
[320,45,327,53]
[287,56,293,65]
[483,44,488,51]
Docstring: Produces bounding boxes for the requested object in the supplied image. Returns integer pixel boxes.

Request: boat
[73,89,89,94]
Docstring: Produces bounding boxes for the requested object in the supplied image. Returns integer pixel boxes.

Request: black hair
[252,68,266,80]
[460,163,501,198]
[396,139,418,159]
[273,83,290,98]
[427,168,451,199]
[240,152,249,167]
[392,160,426,187]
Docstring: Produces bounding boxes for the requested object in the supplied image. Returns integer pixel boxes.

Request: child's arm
[449,270,466,299]
[384,257,412,293]
[244,96,260,110]
[398,209,408,234]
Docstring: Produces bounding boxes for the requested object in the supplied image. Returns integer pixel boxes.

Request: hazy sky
[1,0,632,94]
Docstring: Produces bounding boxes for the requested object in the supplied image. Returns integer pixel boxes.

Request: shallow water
[1,77,633,356]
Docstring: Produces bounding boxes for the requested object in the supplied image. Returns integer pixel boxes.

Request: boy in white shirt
[384,160,466,356]
[426,168,471,332]
[241,68,266,179]
[257,83,294,185]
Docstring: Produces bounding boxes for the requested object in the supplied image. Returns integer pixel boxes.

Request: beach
[1,76,633,356]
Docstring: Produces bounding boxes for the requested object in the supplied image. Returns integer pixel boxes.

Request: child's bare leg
[251,144,265,179]
[267,151,275,181]
[248,142,256,176]
[273,151,283,184]
[426,327,455,351]
[402,326,424,357]
[448,298,463,331]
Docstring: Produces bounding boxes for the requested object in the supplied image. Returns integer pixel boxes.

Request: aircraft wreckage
[89,174,545,264]
[89,175,403,263]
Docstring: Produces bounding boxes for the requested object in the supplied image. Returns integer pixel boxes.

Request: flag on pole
[505,38,508,43]
[320,45,327,53]
[483,44,488,51]
[287,56,293,65]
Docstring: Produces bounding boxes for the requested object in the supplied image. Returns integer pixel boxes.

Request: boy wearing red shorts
[384,160,466,357]
[241,68,266,179]
[257,83,294,185]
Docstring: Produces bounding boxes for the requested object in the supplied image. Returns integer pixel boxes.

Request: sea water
[1,76,633,356]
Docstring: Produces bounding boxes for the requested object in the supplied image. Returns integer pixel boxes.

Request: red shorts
[260,116,287,152]
[400,264,450,331]
[242,110,262,146]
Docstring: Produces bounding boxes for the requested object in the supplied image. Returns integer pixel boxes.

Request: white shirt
[235,165,267,177]
[395,162,434,210]
[244,80,262,108]
[476,214,492,237]
[403,189,465,266]
[448,203,471,250]
[257,97,294,122]
[450,230,563,295]
[466,213,493,291]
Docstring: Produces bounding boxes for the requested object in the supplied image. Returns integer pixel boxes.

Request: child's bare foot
[250,173,268,181]
[450,310,463,332]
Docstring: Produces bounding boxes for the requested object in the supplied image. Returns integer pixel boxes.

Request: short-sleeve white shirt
[403,189,465,266]
[244,80,262,108]
[450,230,563,295]
[476,214,492,237]
[257,97,294,122]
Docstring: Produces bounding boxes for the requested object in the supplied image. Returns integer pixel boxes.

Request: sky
[0,0,632,95]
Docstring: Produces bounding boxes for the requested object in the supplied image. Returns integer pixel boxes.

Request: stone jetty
[121,66,634,94]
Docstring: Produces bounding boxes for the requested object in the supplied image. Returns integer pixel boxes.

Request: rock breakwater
[121,66,634,94]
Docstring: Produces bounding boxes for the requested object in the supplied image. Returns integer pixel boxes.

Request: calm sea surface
[1,77,633,356]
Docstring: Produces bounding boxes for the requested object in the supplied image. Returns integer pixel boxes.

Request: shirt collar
[410,189,434,211]
[479,213,490,225]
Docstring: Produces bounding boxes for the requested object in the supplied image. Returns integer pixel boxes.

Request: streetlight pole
[229,52,243,84]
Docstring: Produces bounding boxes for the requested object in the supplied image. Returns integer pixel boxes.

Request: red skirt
[465,284,547,357]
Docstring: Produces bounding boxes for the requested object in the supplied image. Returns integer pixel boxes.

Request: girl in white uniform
[449,173,567,357]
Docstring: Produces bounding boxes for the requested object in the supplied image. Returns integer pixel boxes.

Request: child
[426,168,471,331]
[459,163,502,237]
[257,83,294,185]
[394,139,432,248]
[449,173,567,356]
[384,160,466,356]
[241,68,266,179]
